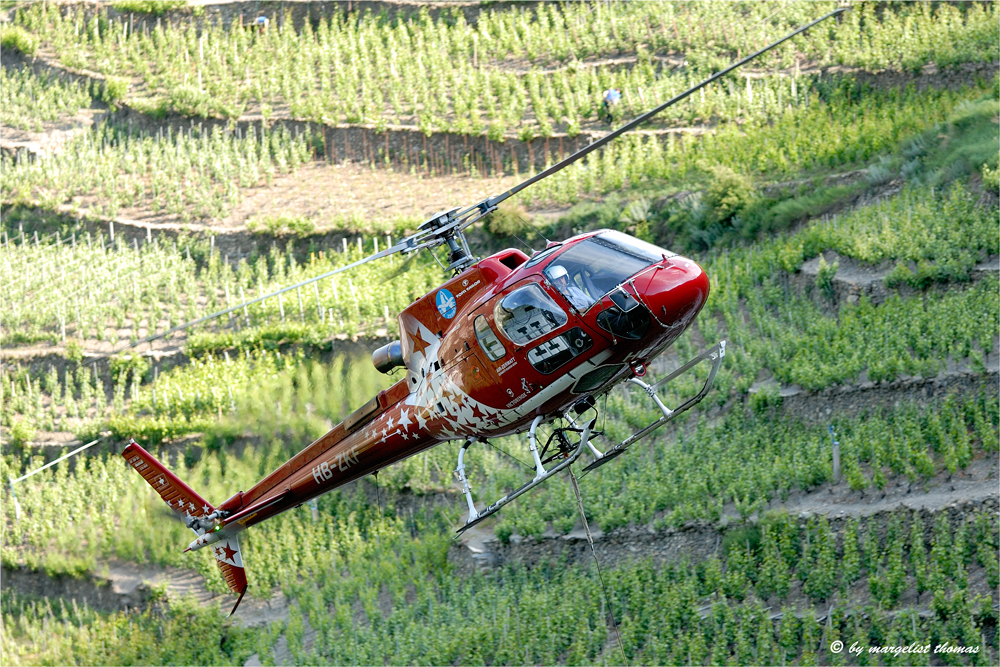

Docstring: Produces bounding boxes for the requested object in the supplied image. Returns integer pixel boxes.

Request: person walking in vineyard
[602,88,621,124]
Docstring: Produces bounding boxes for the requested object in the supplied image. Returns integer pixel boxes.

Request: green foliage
[816,255,839,299]
[528,83,980,208]
[108,352,150,380]
[9,1,997,133]
[1,593,257,665]
[485,204,531,238]
[2,121,314,220]
[0,206,439,353]
[0,25,37,55]
[1,6,998,662]
[62,338,83,364]
[982,164,999,193]
[802,516,837,602]
[111,0,187,16]
[10,417,36,447]
[748,383,782,415]
[703,165,756,227]
[247,213,317,238]
[0,67,91,131]
[99,76,130,104]
[4,428,996,666]
[186,322,327,356]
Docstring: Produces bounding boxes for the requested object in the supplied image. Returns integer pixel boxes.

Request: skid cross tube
[457,417,597,534]
[582,341,726,474]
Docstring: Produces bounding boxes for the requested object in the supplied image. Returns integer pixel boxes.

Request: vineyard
[1,1,998,665]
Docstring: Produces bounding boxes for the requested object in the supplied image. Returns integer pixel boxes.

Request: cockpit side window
[494,284,568,345]
[474,315,506,361]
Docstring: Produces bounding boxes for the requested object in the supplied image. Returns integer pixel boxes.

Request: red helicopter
[122,9,845,613]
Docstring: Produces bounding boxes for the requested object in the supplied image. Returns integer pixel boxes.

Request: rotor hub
[418,208,476,273]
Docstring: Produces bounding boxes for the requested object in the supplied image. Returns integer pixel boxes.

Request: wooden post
[829,425,840,483]
[240,286,250,325]
[297,286,304,322]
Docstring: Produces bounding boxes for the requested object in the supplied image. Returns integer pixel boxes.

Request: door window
[474,315,506,361]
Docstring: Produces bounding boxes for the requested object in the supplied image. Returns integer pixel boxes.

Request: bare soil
[0,108,108,160]
[216,162,523,231]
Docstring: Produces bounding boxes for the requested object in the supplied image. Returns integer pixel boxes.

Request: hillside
[1,2,998,665]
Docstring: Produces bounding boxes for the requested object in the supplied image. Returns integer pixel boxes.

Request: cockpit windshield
[542,231,672,312]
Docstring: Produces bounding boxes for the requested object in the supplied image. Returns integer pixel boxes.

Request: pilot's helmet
[548,265,569,281]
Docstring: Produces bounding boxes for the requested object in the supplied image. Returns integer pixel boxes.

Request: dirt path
[215,161,524,231]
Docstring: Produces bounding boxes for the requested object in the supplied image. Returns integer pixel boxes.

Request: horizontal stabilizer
[122,439,214,534]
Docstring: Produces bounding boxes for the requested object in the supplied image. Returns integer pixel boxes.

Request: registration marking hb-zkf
[312,445,360,484]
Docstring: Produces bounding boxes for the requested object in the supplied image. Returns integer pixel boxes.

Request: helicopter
[122,8,846,614]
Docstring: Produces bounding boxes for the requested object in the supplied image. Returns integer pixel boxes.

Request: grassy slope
[2,3,999,666]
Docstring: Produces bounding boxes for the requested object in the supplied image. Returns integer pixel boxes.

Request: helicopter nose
[634,256,710,328]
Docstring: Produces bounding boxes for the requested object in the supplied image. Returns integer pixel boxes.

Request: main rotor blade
[380,251,421,283]
[101,238,413,358]
[480,7,848,211]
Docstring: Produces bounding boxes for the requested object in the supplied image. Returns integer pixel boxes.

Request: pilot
[547,265,594,311]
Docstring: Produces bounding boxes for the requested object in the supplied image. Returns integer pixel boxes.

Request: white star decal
[202,504,211,514]
[166,499,173,507]
[386,416,394,429]
[157,477,165,486]
[188,502,195,511]
[415,412,427,429]
[381,428,387,439]
[401,431,409,440]
[398,409,411,429]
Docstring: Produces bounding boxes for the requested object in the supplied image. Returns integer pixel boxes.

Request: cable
[485,440,534,471]
[9,436,105,484]
[569,468,627,666]
[373,470,383,520]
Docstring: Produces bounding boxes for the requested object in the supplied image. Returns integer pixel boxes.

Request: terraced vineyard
[1,2,998,665]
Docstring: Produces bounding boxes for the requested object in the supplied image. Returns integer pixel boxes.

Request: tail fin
[122,439,249,611]
[211,534,248,615]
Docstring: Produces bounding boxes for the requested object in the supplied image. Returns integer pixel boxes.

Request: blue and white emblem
[436,289,457,319]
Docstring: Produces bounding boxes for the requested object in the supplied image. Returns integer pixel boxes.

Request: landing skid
[454,341,725,533]
[456,414,596,533]
[582,340,725,473]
